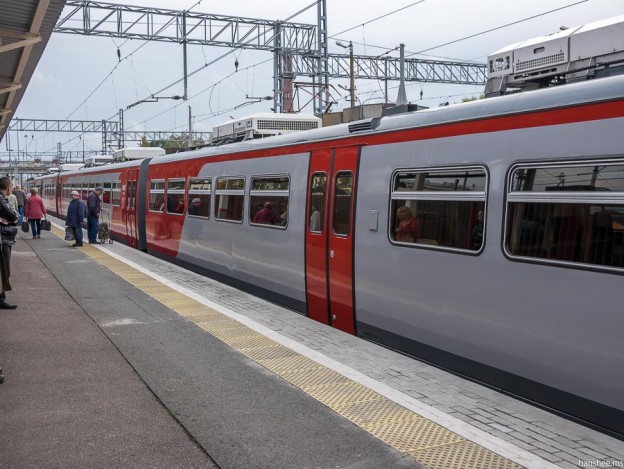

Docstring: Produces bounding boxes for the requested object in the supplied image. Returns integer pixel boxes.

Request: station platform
[0,217,622,469]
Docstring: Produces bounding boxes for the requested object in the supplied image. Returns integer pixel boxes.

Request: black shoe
[72,243,83,247]
[0,302,17,309]
[89,241,101,244]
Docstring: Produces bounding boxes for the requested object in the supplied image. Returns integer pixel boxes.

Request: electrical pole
[396,43,407,106]
[188,105,192,149]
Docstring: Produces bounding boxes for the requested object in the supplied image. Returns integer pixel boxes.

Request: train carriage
[35,73,624,437]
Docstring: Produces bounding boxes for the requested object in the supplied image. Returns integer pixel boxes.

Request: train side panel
[354,116,624,425]
[147,152,309,311]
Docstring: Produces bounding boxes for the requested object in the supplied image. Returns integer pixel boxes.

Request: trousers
[87,214,99,243]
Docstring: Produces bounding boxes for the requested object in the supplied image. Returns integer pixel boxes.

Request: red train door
[305,146,359,334]
[125,170,138,247]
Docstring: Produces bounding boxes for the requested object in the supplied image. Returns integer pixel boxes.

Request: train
[34,71,624,438]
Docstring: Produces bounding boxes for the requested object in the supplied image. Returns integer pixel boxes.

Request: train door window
[333,172,353,236]
[505,161,624,270]
[249,175,289,228]
[112,182,121,206]
[166,178,186,215]
[149,179,165,212]
[127,181,136,210]
[390,166,487,252]
[102,182,111,205]
[215,177,244,222]
[188,177,211,219]
[309,173,326,233]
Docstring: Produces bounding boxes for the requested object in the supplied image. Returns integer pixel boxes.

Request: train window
[111,182,121,206]
[102,182,111,205]
[188,177,211,219]
[215,177,244,222]
[149,179,165,212]
[249,175,289,228]
[309,173,326,233]
[390,167,487,251]
[166,178,186,215]
[505,162,624,270]
[333,172,353,236]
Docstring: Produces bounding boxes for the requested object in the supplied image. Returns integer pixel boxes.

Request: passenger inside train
[253,202,280,225]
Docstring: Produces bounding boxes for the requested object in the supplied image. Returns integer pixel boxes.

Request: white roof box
[485,15,624,95]
[112,147,166,161]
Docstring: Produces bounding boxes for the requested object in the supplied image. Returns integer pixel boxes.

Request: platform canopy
[0,0,67,143]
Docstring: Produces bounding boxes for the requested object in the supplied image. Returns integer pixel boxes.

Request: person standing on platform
[12,185,26,224]
[24,188,46,239]
[0,177,19,309]
[87,186,102,244]
[7,191,18,213]
[66,190,86,247]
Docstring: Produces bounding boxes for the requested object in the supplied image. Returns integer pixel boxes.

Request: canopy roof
[0,0,66,142]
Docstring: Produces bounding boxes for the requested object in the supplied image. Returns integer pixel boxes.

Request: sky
[3,0,623,156]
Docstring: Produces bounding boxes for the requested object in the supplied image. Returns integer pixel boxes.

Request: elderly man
[87,186,103,244]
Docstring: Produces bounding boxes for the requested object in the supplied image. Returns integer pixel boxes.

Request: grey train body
[178,76,624,435]
[39,74,624,436]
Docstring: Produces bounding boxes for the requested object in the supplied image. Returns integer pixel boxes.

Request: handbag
[21,221,29,233]
[42,219,52,231]
[0,224,17,241]
[64,227,75,241]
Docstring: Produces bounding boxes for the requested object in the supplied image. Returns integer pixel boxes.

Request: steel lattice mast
[54,0,486,113]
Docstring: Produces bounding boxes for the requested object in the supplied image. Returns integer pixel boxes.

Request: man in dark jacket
[12,185,26,224]
[87,187,102,244]
[66,190,86,247]
[0,177,19,309]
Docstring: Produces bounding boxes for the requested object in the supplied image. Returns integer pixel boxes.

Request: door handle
[330,250,335,258]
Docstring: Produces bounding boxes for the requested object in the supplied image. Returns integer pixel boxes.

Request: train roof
[35,73,624,178]
[154,73,624,163]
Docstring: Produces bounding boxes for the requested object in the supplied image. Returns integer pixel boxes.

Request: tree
[462,94,485,102]
[139,134,206,153]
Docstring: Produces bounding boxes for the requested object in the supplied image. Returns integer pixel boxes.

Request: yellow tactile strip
[51,226,524,469]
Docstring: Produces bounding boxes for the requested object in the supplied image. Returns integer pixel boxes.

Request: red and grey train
[35,74,624,436]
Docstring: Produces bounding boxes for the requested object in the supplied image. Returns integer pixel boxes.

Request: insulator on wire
[234,59,239,72]
[117,48,121,62]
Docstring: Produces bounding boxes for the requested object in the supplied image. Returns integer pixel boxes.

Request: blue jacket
[66,199,86,228]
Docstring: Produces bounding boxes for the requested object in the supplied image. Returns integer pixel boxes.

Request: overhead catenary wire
[121,1,320,131]
[408,0,589,55]
[329,1,426,39]
[42,0,594,154]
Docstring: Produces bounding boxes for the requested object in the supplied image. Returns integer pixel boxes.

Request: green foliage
[140,134,205,151]
[462,94,485,102]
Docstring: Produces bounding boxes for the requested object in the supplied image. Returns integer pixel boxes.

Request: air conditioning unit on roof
[485,15,624,96]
